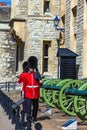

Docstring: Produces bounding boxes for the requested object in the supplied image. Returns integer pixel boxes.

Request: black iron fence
[0,82,25,130]
[0,81,20,91]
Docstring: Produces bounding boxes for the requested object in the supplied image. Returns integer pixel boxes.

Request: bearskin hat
[22,61,29,72]
[27,56,38,69]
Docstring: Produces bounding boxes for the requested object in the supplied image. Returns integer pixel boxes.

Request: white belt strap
[27,85,38,88]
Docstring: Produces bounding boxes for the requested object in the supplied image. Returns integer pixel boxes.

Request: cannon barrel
[42,85,62,90]
[65,88,87,96]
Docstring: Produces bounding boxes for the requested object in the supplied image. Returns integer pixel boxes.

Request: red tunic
[18,72,40,99]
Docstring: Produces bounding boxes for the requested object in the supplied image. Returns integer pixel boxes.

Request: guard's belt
[27,85,38,88]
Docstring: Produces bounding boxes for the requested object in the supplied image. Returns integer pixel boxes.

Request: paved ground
[0,90,87,130]
[0,105,15,130]
[37,103,87,130]
[0,102,87,130]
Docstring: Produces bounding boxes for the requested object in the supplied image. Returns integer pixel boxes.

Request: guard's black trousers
[25,98,39,120]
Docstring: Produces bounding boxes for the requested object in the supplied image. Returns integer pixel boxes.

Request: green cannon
[40,78,87,122]
[41,78,77,109]
[59,80,84,116]
[73,82,87,122]
[52,79,72,109]
[41,78,85,116]
[59,81,87,122]
[42,79,72,109]
[41,78,61,107]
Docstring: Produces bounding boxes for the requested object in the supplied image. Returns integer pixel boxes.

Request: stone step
[0,105,15,130]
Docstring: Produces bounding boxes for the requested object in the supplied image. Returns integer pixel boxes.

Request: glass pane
[44,44,48,56]
[43,58,48,72]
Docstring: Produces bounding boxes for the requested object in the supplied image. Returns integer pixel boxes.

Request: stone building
[64,0,87,79]
[0,4,16,82]
[1,0,87,81]
[10,0,63,78]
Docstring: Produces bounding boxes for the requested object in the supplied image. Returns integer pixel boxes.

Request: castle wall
[65,0,87,79]
[0,6,16,82]
[24,17,58,77]
[11,0,61,78]
[76,0,84,78]
[24,0,60,77]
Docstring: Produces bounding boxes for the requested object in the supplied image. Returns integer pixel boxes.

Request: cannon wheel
[39,78,50,103]
[74,82,87,122]
[52,79,72,110]
[42,79,60,107]
[39,88,44,103]
[59,80,84,116]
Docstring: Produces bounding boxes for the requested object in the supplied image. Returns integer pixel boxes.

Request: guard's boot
[35,122,42,130]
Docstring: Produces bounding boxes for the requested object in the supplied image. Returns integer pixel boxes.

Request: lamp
[53,16,65,32]
[53,16,60,28]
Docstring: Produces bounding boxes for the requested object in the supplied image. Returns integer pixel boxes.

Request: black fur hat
[22,61,29,72]
[27,56,38,69]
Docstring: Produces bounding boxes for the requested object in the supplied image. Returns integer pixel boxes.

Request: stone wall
[76,0,84,78]
[0,29,16,82]
[11,0,28,19]
[10,0,61,78]
[24,18,58,77]
[16,0,28,18]
[0,6,16,82]
[65,0,71,48]
[28,0,60,16]
[65,0,85,79]
[22,0,60,77]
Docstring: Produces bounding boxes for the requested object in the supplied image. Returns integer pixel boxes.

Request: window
[44,0,50,13]
[43,44,49,72]
[42,41,52,74]
[44,44,49,56]
[72,6,77,34]
[43,58,48,72]
[61,15,65,27]
[16,44,24,72]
